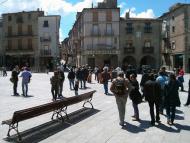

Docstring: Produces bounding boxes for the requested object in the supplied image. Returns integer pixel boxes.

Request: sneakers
[132,118,140,121]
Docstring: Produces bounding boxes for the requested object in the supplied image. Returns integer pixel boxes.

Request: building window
[126,40,133,48]
[144,40,151,47]
[43,45,51,55]
[28,14,31,19]
[18,39,22,50]
[106,10,112,22]
[16,15,23,23]
[18,24,22,35]
[172,15,175,20]
[8,26,12,36]
[114,37,117,44]
[43,20,49,27]
[126,23,133,34]
[28,39,32,49]
[8,16,12,21]
[171,41,175,50]
[92,24,98,35]
[28,25,32,35]
[8,40,12,50]
[144,22,152,33]
[93,11,98,22]
[172,26,175,33]
[106,23,112,35]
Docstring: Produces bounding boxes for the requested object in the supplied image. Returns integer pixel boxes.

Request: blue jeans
[69,79,75,89]
[22,82,28,96]
[103,83,108,94]
[132,102,139,119]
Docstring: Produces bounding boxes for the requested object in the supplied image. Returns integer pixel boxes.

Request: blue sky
[0,0,189,41]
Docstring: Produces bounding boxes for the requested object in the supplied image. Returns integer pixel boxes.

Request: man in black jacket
[11,65,20,96]
[143,73,161,126]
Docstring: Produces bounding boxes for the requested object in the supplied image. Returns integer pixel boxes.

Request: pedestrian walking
[50,71,59,101]
[11,65,20,96]
[129,74,142,121]
[143,73,161,126]
[177,66,185,91]
[184,79,190,106]
[156,71,168,114]
[2,66,7,77]
[20,67,32,97]
[100,67,110,95]
[165,74,181,125]
[110,71,131,126]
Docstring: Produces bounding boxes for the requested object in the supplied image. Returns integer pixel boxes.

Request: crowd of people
[6,64,190,127]
[110,66,189,127]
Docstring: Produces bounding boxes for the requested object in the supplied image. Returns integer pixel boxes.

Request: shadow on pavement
[122,122,146,133]
[4,107,100,143]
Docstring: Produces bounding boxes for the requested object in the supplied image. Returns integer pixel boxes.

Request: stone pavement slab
[0,72,190,143]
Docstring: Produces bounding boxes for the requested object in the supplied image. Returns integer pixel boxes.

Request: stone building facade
[0,18,3,66]
[68,0,120,68]
[160,3,190,72]
[2,10,44,70]
[120,13,162,70]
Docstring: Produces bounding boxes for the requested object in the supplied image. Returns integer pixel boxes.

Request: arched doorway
[140,55,156,68]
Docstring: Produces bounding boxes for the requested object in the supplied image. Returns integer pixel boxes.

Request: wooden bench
[2,90,96,141]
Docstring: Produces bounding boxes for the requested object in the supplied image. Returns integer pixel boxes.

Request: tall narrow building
[160,3,190,72]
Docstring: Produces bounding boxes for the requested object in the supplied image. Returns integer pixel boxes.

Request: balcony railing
[40,37,51,42]
[142,46,154,53]
[144,27,152,33]
[40,49,51,56]
[6,33,34,37]
[124,47,135,54]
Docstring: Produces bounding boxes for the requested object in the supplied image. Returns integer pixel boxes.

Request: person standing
[50,71,59,101]
[57,67,65,97]
[11,65,20,96]
[143,73,161,126]
[165,74,181,125]
[184,79,190,106]
[129,74,142,121]
[20,67,32,97]
[68,68,75,90]
[110,71,131,126]
[101,67,110,95]
[74,80,79,96]
[177,66,185,91]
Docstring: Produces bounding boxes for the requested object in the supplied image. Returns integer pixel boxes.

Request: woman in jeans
[165,74,181,125]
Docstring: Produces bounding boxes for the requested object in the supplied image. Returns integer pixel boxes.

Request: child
[50,71,59,101]
[74,80,79,96]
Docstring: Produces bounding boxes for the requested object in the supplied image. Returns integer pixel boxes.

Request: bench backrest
[11,90,96,124]
[65,90,96,106]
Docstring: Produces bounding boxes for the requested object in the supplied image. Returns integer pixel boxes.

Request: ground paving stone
[0,72,190,143]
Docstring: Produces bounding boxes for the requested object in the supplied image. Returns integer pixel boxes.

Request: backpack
[114,79,126,95]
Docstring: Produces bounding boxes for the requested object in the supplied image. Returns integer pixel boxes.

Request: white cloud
[59,28,64,42]
[118,2,126,8]
[121,7,155,18]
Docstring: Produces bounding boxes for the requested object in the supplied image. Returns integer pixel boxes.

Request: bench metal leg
[83,98,94,109]
[7,123,22,141]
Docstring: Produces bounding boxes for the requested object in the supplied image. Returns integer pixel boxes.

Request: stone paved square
[0,72,190,143]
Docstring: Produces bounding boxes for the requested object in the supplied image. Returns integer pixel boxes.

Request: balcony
[5,47,34,55]
[125,27,133,34]
[104,30,114,36]
[124,47,135,54]
[40,49,51,56]
[142,46,154,53]
[40,37,51,42]
[84,45,119,55]
[6,33,34,38]
[144,27,152,33]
